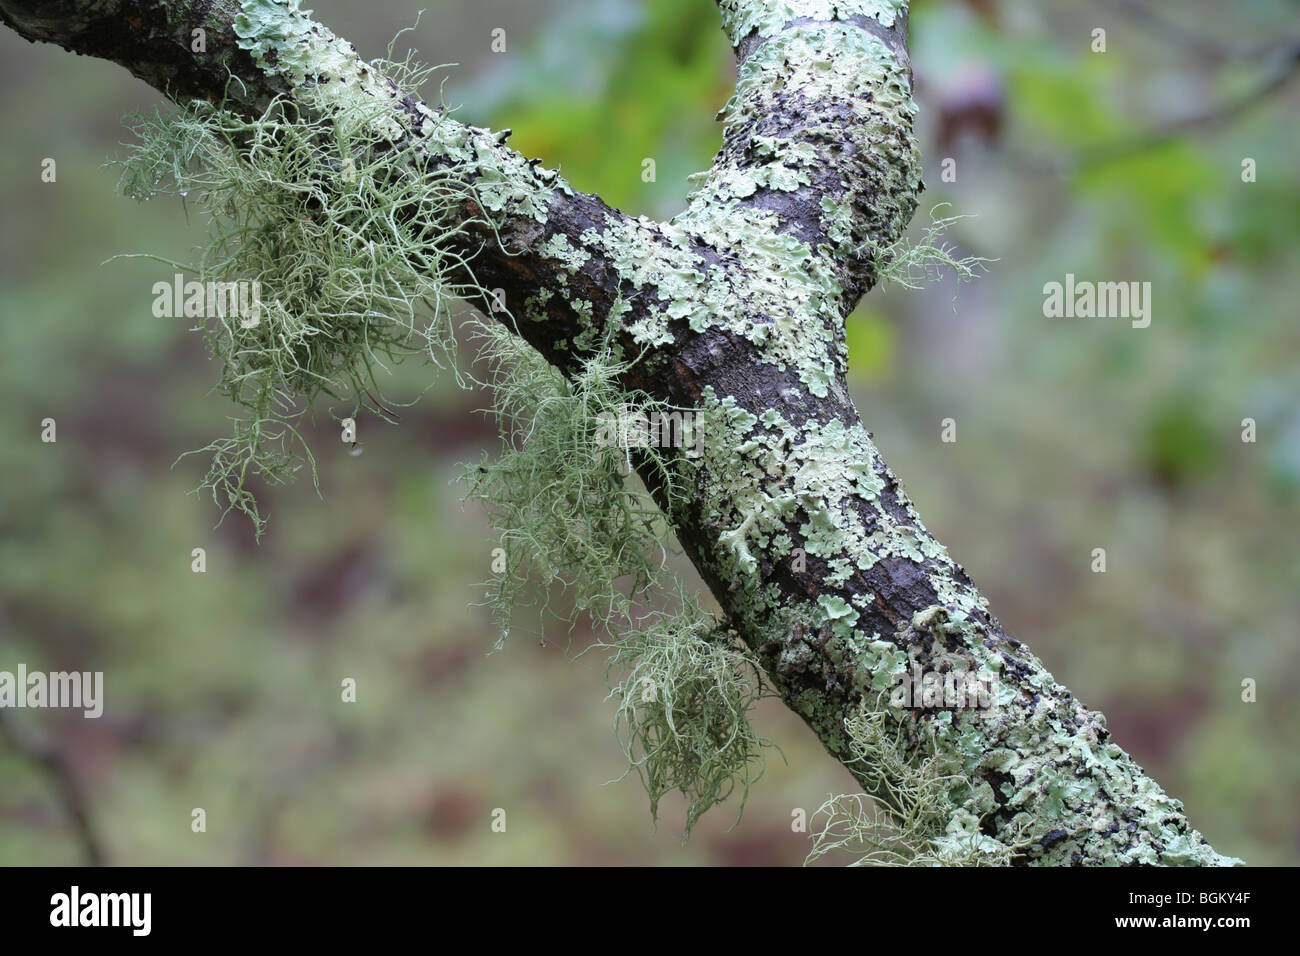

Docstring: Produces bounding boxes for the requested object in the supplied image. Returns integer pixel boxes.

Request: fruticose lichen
[114,10,778,839]
[461,320,781,837]
[597,598,775,838]
[115,54,490,535]
[461,324,682,641]
[877,204,994,297]
[806,700,1034,866]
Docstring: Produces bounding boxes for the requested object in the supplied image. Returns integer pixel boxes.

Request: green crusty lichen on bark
[233,0,563,223]
[534,5,925,399]
[559,209,838,394]
[686,371,1240,864]
[804,570,1239,864]
[940,616,1227,863]
[642,4,1237,866]
[691,389,959,591]
[701,20,921,269]
[233,0,405,139]
[753,547,1243,866]
[716,0,906,41]
[650,17,921,394]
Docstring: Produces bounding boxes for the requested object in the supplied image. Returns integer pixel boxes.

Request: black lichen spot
[1040,828,1068,848]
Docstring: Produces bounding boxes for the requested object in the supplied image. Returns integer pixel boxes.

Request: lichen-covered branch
[0,0,1240,864]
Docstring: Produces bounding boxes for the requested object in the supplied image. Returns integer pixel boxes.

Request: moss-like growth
[877,204,993,295]
[113,56,487,535]
[806,701,1031,866]
[111,38,777,837]
[599,599,775,838]
[462,321,778,835]
[461,323,683,642]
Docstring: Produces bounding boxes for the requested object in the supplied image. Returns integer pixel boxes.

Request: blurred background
[1,0,1297,865]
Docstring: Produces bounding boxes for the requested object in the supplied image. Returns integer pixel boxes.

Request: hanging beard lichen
[462,320,779,837]
[461,323,679,642]
[599,599,775,838]
[114,51,775,838]
[113,56,490,536]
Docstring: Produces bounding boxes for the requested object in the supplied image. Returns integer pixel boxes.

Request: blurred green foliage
[1,0,1297,865]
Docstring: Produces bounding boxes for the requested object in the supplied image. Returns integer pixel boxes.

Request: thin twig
[1075,39,1300,170]
[0,710,105,866]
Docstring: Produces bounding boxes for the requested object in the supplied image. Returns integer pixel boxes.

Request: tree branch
[1,0,1240,865]
[0,710,105,866]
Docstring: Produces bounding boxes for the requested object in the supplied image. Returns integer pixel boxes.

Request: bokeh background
[1,0,1297,865]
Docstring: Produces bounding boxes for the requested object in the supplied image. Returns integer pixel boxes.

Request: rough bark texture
[0,0,1240,865]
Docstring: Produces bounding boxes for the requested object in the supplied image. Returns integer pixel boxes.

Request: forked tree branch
[0,0,1239,865]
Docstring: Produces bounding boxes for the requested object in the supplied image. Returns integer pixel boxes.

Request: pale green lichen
[475,16,926,406]
[234,0,407,141]
[461,325,683,641]
[537,233,592,272]
[542,23,922,400]
[691,389,948,588]
[688,372,1239,863]
[795,604,1244,865]
[703,21,922,273]
[114,74,488,535]
[572,210,842,396]
[816,594,860,640]
[461,321,777,837]
[717,0,906,45]
[598,599,776,838]
[234,1,563,223]
[806,701,1033,866]
[115,11,572,535]
[877,204,994,300]
[651,23,922,393]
